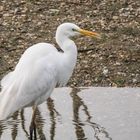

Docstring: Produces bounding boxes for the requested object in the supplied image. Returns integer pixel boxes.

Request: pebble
[103,68,108,75]
[0,6,4,12]
[132,78,137,83]
[49,9,59,15]
[112,16,119,20]
[3,13,10,17]
[115,62,121,66]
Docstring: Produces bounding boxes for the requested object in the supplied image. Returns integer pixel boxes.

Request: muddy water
[0,87,140,140]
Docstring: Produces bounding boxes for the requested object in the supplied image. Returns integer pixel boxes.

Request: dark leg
[30,105,37,140]
[33,123,37,140]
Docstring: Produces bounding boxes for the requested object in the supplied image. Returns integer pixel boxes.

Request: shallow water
[0,87,140,140]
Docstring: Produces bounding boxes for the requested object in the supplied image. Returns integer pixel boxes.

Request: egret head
[56,22,101,39]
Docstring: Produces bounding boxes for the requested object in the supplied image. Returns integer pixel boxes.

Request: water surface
[0,87,140,140]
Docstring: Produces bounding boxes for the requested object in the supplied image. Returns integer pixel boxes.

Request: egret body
[0,23,100,139]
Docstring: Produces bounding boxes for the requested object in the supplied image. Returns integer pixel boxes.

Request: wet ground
[0,87,140,140]
[0,0,140,87]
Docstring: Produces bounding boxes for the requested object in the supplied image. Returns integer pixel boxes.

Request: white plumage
[0,23,100,120]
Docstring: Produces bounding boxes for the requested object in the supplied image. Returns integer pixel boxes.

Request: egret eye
[72,28,76,32]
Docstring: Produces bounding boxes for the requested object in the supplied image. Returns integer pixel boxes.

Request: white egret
[0,23,100,139]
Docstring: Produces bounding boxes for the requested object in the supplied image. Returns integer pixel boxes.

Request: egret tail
[0,84,18,120]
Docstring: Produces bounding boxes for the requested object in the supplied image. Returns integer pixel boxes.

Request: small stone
[115,62,121,66]
[95,78,98,82]
[49,9,59,15]
[0,6,4,12]
[14,8,20,14]
[3,13,10,17]
[132,79,137,83]
[112,16,119,20]
[103,68,108,75]
[37,22,42,26]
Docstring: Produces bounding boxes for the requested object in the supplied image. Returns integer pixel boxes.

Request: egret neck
[55,34,78,86]
[56,33,77,61]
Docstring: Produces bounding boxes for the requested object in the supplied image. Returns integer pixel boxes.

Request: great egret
[0,23,100,139]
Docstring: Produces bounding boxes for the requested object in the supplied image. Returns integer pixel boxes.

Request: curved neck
[55,29,78,86]
[56,33,77,55]
[56,33,78,70]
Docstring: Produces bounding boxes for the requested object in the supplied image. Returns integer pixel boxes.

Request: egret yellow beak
[78,29,101,39]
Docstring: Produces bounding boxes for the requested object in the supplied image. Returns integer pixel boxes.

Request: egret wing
[0,43,58,120]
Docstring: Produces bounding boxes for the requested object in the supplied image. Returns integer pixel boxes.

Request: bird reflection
[35,107,46,140]
[70,88,112,140]
[0,120,4,139]
[11,111,18,140]
[20,109,29,138]
[70,88,87,140]
[0,88,112,140]
[47,97,60,140]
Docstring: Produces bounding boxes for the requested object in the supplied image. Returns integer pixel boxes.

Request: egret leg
[30,105,37,140]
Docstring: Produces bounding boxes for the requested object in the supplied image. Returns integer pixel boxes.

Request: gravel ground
[0,0,140,87]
